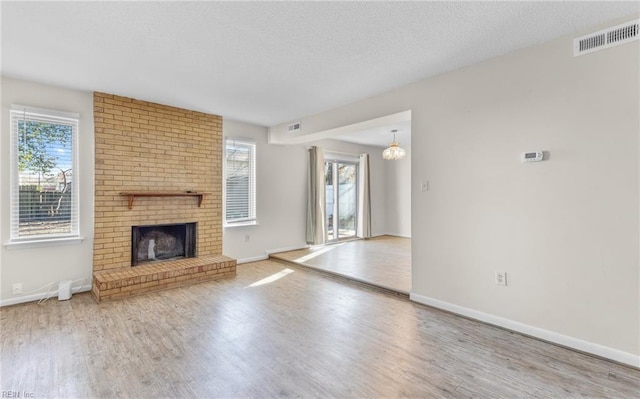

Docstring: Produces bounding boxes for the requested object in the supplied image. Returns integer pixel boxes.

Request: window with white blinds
[224,139,256,225]
[10,106,79,241]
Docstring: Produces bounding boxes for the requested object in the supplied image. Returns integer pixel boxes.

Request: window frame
[8,105,81,244]
[223,138,257,227]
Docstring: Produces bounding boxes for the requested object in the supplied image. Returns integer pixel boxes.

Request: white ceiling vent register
[288,121,301,133]
[574,19,639,56]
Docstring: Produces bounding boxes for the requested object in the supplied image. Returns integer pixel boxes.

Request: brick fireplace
[91,92,236,302]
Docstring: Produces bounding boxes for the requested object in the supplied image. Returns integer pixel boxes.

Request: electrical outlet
[421,181,429,192]
[12,283,22,294]
[495,271,507,286]
[244,234,250,243]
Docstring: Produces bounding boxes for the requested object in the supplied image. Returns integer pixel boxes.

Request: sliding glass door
[325,161,357,242]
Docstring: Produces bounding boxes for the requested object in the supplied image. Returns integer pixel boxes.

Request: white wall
[222,119,308,262]
[269,16,640,364]
[385,146,411,237]
[0,77,94,304]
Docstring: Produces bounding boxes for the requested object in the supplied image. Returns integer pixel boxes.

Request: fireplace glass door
[131,222,196,266]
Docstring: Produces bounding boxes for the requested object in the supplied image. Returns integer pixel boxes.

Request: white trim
[236,245,310,264]
[236,255,269,264]
[224,221,259,228]
[265,244,310,255]
[11,104,80,120]
[224,138,257,226]
[324,150,360,163]
[0,284,91,307]
[409,293,640,368]
[4,236,84,249]
[9,107,80,241]
[373,232,412,239]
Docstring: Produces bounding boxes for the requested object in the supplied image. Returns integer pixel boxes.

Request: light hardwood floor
[271,235,411,294]
[1,260,638,398]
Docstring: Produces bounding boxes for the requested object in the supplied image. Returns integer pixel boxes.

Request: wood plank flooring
[1,260,638,398]
[270,235,411,294]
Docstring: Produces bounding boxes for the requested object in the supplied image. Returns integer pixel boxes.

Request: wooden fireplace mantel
[120,191,208,209]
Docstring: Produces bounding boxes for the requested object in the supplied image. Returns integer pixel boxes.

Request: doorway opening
[325,160,357,242]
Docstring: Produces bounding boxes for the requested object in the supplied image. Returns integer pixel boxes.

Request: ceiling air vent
[574,19,639,56]
[288,121,301,133]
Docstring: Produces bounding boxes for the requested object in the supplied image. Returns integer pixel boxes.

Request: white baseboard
[373,233,411,239]
[0,284,92,307]
[410,293,640,368]
[232,245,310,265]
[236,255,269,264]
[235,245,311,264]
[265,244,309,255]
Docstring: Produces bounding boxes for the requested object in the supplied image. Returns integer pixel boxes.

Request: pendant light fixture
[382,129,406,160]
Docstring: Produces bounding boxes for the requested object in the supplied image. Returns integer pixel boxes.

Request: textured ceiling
[2,1,638,129]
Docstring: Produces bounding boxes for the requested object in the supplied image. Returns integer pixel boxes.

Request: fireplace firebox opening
[131,223,196,266]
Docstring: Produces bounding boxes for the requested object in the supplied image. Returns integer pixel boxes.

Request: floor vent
[574,19,639,56]
[288,121,301,133]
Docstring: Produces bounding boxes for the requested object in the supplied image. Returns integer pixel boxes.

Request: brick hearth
[92,92,236,301]
[92,255,236,301]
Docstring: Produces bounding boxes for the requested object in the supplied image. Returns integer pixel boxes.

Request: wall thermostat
[521,151,544,163]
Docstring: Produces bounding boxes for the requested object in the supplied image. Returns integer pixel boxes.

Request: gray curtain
[306,146,326,245]
[357,153,372,238]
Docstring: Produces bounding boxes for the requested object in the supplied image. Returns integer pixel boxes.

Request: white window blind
[225,139,256,225]
[10,107,79,241]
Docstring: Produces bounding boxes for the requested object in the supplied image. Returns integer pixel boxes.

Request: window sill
[224,221,259,229]
[4,236,85,250]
